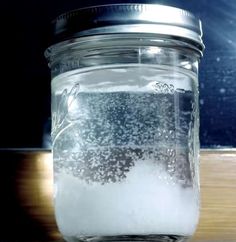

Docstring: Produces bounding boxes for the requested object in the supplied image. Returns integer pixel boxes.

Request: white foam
[54,161,199,238]
[52,65,196,94]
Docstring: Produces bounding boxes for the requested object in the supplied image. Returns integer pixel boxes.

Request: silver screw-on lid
[52,4,204,53]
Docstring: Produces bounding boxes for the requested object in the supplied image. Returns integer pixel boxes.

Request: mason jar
[45,4,204,242]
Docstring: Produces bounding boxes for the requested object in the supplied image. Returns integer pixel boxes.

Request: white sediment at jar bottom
[54,160,199,237]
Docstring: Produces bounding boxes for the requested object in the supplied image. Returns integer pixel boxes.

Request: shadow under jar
[45,4,204,242]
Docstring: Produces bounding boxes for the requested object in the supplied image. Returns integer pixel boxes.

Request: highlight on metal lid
[51,3,204,53]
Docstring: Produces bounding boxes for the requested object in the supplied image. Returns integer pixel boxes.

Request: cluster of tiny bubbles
[53,82,195,187]
[188,96,198,187]
[152,81,175,94]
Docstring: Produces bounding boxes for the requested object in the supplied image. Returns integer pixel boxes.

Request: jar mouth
[45,33,203,63]
[48,3,204,55]
[45,34,200,79]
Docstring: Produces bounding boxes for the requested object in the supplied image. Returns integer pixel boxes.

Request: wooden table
[0,150,235,242]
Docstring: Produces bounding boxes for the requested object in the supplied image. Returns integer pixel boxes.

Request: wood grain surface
[191,150,236,242]
[0,150,235,242]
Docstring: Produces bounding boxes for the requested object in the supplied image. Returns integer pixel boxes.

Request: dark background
[1,0,236,149]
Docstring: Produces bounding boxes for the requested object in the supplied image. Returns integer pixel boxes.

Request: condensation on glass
[45,4,204,242]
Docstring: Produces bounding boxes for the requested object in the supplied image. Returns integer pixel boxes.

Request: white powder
[55,161,199,238]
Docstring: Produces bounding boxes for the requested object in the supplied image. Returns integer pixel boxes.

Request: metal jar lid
[51,4,204,53]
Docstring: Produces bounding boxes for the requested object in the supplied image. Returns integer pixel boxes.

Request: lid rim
[51,3,204,53]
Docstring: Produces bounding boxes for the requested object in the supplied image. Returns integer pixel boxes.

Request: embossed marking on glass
[45,4,204,242]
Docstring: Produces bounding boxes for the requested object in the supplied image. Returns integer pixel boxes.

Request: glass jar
[45,4,204,242]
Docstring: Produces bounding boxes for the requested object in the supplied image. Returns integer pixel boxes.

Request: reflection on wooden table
[0,150,235,242]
